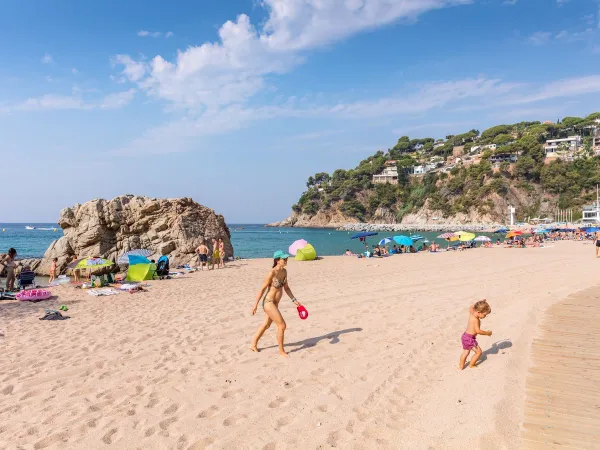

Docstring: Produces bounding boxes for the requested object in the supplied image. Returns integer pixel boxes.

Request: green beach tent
[295,243,317,261]
[126,255,156,282]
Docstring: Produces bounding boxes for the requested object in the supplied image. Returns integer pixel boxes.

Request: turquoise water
[0,223,499,259]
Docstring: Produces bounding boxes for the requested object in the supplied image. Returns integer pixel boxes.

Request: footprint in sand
[197,405,220,419]
[223,414,248,427]
[164,403,179,415]
[101,428,119,445]
[268,396,288,409]
[274,416,291,431]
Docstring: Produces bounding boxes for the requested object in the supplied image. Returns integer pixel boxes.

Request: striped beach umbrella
[379,237,393,246]
[118,249,153,264]
[410,235,424,241]
[437,232,456,239]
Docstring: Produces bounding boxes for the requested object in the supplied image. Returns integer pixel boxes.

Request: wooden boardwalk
[522,287,600,449]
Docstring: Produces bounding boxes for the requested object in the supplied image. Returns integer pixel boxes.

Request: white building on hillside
[544,136,582,156]
[373,166,398,185]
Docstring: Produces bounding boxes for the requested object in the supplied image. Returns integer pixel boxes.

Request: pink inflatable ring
[16,289,52,302]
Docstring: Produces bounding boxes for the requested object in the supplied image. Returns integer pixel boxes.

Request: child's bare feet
[457,364,465,370]
[250,346,259,353]
[279,350,290,358]
[469,364,478,368]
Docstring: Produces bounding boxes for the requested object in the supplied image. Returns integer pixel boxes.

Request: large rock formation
[35,195,232,275]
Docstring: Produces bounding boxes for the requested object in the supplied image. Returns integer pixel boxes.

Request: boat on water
[25,226,58,231]
[25,226,36,230]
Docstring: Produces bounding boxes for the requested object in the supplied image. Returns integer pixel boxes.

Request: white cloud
[41,53,54,64]
[114,0,472,111]
[71,68,79,75]
[503,0,518,5]
[2,89,136,113]
[528,31,552,45]
[112,54,146,82]
[137,30,174,38]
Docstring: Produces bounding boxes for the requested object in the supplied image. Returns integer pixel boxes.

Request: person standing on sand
[71,255,81,283]
[250,251,303,358]
[595,230,600,258]
[1,248,18,291]
[196,241,209,271]
[218,238,225,268]
[458,300,492,370]
[49,258,58,283]
[211,239,219,270]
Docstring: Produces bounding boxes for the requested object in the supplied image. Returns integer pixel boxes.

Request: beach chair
[17,270,36,290]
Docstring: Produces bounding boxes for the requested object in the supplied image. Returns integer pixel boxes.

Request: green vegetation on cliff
[292,113,600,223]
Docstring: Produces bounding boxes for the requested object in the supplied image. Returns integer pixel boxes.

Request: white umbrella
[474,236,491,242]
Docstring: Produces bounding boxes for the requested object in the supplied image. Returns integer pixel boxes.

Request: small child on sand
[49,258,58,283]
[458,299,492,370]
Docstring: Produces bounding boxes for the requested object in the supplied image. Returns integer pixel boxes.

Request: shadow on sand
[479,339,513,364]
[263,328,363,353]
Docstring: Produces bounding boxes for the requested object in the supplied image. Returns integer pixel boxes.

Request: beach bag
[156,256,169,277]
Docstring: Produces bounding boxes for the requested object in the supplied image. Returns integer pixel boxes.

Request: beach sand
[0,241,598,449]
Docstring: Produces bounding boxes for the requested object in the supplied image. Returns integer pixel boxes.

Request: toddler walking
[458,299,492,370]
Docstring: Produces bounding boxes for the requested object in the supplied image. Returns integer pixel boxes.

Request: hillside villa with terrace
[544,136,582,161]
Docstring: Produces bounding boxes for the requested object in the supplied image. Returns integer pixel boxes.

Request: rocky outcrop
[35,195,232,275]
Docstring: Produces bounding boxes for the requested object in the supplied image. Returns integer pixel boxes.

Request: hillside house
[544,136,582,156]
[471,145,482,154]
[372,166,398,185]
[483,144,497,151]
[593,134,600,156]
[489,153,518,164]
[412,163,437,176]
[433,140,445,149]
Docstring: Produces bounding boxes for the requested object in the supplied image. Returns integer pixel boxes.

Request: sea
[0,223,498,260]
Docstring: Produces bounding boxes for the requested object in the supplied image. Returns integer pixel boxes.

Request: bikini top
[271,275,287,288]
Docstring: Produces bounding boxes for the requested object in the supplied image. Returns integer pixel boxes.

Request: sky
[1,0,600,224]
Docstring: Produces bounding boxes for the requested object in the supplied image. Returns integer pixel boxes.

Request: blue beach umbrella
[379,237,393,246]
[351,232,378,239]
[393,235,413,247]
[493,227,509,234]
[585,227,600,233]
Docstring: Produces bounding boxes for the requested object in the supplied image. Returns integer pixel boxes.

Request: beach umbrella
[474,236,491,242]
[126,255,156,281]
[493,227,509,233]
[454,231,476,242]
[437,232,456,239]
[585,227,600,233]
[118,249,152,264]
[393,235,413,247]
[295,243,317,261]
[410,235,424,241]
[534,229,548,234]
[378,237,393,246]
[506,230,523,239]
[67,257,114,270]
[288,239,308,256]
[351,232,378,239]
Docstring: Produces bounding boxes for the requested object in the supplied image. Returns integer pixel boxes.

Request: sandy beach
[1,241,598,449]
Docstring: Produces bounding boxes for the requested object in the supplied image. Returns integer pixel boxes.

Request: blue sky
[1,0,600,223]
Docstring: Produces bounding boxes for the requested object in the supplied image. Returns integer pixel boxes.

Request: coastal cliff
[269,114,600,228]
[34,195,231,275]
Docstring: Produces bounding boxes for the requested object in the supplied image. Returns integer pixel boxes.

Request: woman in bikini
[1,248,18,291]
[250,251,303,357]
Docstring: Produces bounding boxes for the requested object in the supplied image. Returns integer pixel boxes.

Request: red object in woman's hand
[297,305,309,320]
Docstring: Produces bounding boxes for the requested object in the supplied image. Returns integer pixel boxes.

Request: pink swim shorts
[461,333,478,350]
